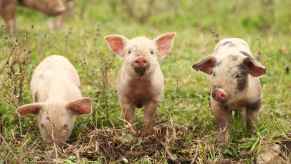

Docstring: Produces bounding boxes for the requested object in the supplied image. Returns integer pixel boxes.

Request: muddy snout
[133,57,149,76]
[212,88,228,103]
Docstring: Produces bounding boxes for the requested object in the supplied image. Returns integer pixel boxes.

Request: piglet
[192,38,266,144]
[0,0,66,33]
[17,55,92,144]
[105,32,176,136]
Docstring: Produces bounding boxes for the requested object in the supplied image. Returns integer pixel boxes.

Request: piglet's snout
[134,57,148,67]
[133,57,149,76]
[212,88,228,103]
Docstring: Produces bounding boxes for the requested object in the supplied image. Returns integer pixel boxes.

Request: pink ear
[17,103,42,116]
[104,34,127,56]
[243,57,266,77]
[192,56,216,74]
[66,97,92,115]
[155,32,176,57]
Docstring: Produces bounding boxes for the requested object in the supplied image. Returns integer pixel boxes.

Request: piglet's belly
[125,90,153,108]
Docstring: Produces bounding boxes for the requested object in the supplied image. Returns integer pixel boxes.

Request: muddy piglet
[0,0,66,33]
[17,55,92,144]
[105,32,176,136]
[192,38,266,144]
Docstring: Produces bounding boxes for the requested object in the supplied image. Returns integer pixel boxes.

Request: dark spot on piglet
[222,41,235,47]
[240,51,251,57]
[246,99,261,111]
[236,64,248,91]
[237,76,248,91]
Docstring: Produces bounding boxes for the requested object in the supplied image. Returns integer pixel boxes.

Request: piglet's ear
[155,32,176,58]
[66,97,92,115]
[192,56,216,74]
[17,103,43,116]
[243,57,266,77]
[104,34,128,57]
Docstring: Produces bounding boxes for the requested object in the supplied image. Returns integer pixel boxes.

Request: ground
[0,0,291,163]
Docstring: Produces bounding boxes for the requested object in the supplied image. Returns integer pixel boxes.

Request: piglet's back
[214,38,253,59]
[30,55,80,94]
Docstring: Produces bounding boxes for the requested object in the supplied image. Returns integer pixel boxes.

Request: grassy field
[0,0,291,163]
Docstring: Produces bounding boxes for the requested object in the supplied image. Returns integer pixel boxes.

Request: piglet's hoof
[138,129,154,138]
[126,126,138,136]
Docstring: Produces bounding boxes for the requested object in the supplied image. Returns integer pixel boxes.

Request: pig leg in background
[211,100,231,144]
[48,15,64,30]
[246,100,261,133]
[49,0,74,30]
[142,101,158,136]
[121,103,136,134]
[1,0,16,34]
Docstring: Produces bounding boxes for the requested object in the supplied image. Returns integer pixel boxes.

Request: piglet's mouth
[134,67,147,76]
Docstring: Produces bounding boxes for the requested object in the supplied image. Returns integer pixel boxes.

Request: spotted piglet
[17,55,92,144]
[192,38,266,144]
[105,32,176,136]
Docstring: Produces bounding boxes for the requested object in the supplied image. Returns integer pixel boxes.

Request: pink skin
[135,57,148,67]
[17,55,92,144]
[193,38,266,144]
[133,57,149,76]
[105,32,176,136]
[212,88,227,103]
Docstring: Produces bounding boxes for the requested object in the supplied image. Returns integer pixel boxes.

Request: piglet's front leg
[211,100,231,144]
[140,101,158,137]
[246,99,261,133]
[121,103,137,135]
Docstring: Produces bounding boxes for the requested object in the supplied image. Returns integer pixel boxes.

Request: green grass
[1,0,291,163]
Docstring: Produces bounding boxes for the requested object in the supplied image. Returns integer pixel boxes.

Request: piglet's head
[193,54,266,104]
[17,97,92,145]
[105,32,176,77]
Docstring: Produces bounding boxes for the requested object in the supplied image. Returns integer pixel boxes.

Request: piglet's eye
[150,50,154,55]
[235,74,241,78]
[212,72,216,77]
[128,49,132,54]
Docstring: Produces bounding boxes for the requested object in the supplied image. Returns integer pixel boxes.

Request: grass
[1,0,291,163]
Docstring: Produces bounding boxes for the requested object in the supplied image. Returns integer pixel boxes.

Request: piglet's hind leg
[141,101,158,137]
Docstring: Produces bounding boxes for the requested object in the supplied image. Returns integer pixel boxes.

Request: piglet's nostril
[135,58,147,66]
[212,88,227,102]
[217,92,225,98]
